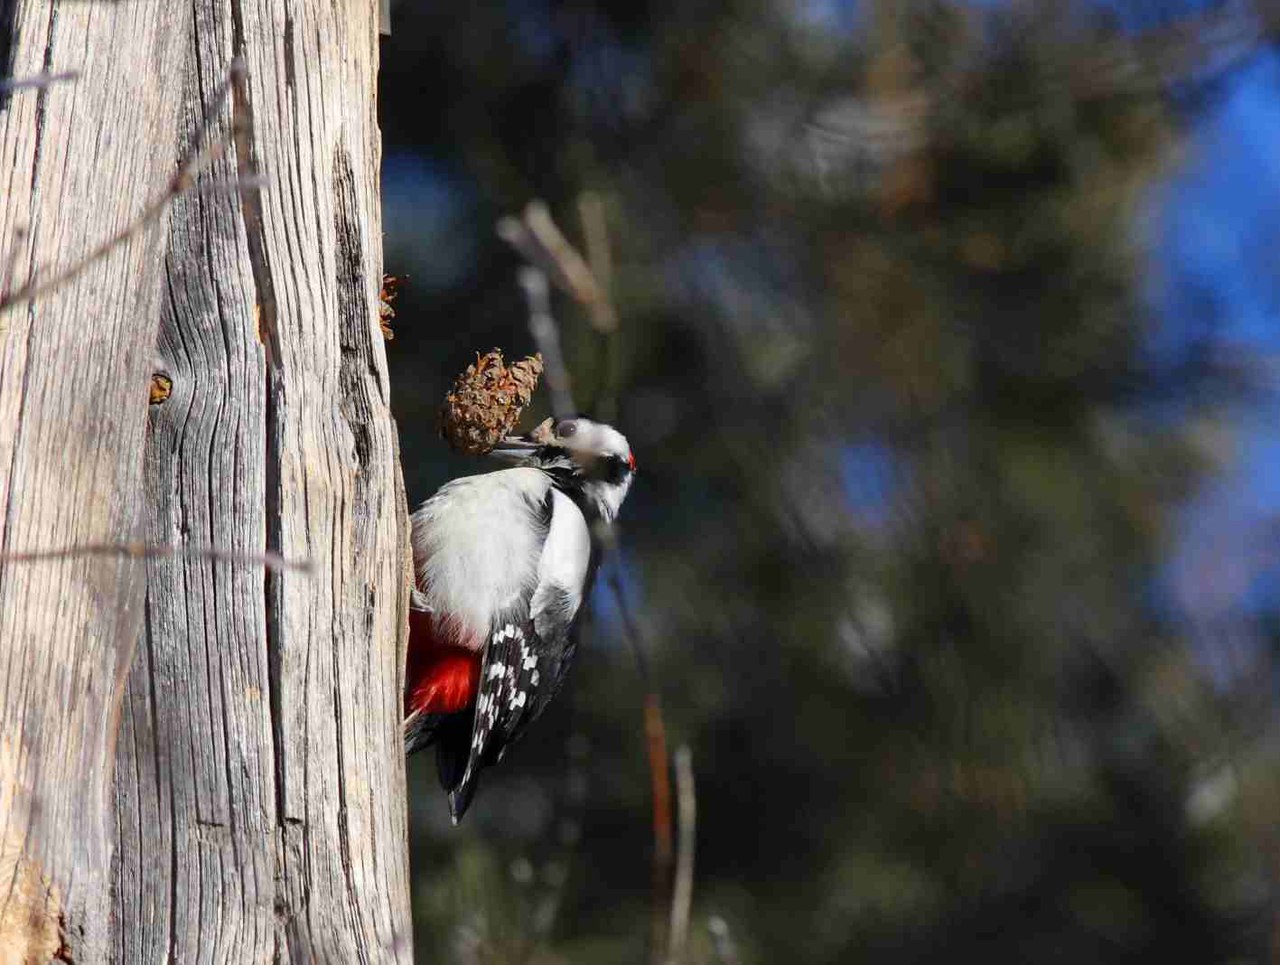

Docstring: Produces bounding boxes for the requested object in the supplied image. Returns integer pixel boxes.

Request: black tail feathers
[431,712,482,824]
[404,707,486,823]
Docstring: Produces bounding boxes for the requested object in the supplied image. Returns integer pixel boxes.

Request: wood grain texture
[0,2,412,962]
[0,2,187,960]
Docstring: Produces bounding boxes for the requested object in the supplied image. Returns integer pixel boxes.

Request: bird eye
[556,420,577,438]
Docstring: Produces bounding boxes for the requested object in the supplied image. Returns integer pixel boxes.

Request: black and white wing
[443,488,593,822]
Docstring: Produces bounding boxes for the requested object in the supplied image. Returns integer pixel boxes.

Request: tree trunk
[0,3,412,962]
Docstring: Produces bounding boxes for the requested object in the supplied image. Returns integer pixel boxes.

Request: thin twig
[0,70,80,94]
[517,266,576,419]
[509,232,674,963]
[498,210,588,312]
[501,199,626,419]
[499,202,616,330]
[666,745,696,965]
[0,59,247,315]
[0,541,312,574]
[0,143,223,311]
[605,555,673,965]
[577,191,621,422]
[523,201,614,331]
[578,193,613,322]
[195,56,247,162]
[646,693,674,962]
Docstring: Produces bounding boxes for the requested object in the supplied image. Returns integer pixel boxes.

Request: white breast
[531,488,592,636]
[411,468,553,649]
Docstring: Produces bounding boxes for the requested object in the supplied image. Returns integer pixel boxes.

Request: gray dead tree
[0,2,413,962]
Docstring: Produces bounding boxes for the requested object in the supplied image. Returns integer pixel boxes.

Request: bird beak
[486,435,541,464]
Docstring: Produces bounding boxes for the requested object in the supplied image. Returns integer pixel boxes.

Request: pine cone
[439,349,544,455]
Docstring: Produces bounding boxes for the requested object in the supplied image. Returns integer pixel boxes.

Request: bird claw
[410,588,433,613]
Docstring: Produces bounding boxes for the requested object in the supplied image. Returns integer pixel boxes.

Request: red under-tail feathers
[406,609,481,718]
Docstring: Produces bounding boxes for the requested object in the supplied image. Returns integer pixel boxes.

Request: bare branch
[523,201,615,331]
[507,225,674,962]
[578,192,613,321]
[666,745,696,965]
[517,266,576,420]
[577,192,622,421]
[0,58,247,315]
[646,692,674,964]
[195,56,247,159]
[498,213,576,308]
[0,71,79,94]
[499,202,616,331]
[598,554,675,965]
[0,541,312,574]
[501,198,626,419]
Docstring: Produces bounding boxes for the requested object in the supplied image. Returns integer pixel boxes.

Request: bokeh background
[378,1,1280,962]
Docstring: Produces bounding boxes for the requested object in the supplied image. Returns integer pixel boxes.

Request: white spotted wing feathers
[445,487,593,821]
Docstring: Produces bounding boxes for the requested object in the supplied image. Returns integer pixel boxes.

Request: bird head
[489,417,636,522]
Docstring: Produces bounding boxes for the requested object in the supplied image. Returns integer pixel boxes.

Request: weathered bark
[0,2,412,962]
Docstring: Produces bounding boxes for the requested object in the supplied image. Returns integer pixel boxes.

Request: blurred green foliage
[380,1,1278,961]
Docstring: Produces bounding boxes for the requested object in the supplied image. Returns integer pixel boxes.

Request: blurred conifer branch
[784,0,1280,201]
[396,0,1280,956]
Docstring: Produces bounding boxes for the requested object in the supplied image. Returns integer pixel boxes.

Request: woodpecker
[404,416,635,822]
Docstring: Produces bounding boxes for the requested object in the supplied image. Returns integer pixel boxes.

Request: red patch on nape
[627,450,637,471]
[406,609,481,716]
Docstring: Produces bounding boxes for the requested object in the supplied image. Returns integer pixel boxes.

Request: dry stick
[517,267,576,420]
[0,58,247,315]
[666,746,696,965]
[646,693,675,957]
[497,216,563,295]
[505,229,675,963]
[500,203,616,331]
[523,201,615,333]
[577,193,613,321]
[499,208,597,320]
[606,560,674,965]
[503,198,625,419]
[577,192,622,424]
[0,541,312,574]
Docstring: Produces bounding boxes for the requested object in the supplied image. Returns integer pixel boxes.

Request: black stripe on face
[600,454,631,485]
[541,451,630,487]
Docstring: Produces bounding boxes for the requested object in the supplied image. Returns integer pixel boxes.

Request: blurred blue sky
[1156,49,1280,648]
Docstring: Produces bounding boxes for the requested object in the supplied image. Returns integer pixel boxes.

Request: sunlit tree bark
[0,2,412,961]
